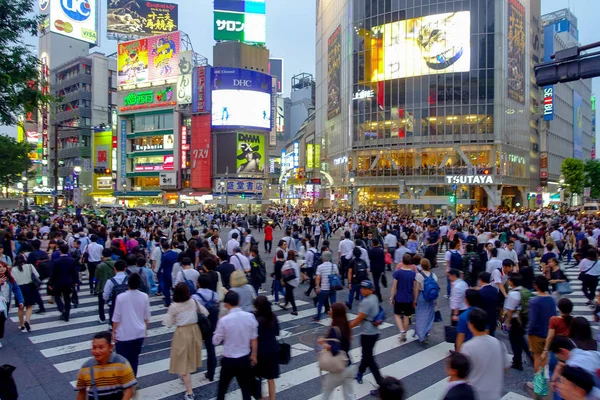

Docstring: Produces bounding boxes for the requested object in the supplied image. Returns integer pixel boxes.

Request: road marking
[406,378,449,400]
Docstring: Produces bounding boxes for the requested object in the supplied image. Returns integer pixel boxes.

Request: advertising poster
[369,12,470,81]
[192,66,212,113]
[49,0,98,45]
[327,25,341,120]
[190,115,212,189]
[214,0,266,14]
[148,31,181,82]
[236,132,265,174]
[214,10,266,44]
[107,0,178,37]
[211,67,272,131]
[118,38,149,86]
[176,51,193,105]
[507,0,525,104]
[574,91,583,159]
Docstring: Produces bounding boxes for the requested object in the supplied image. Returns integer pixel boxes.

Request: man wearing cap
[349,280,383,390]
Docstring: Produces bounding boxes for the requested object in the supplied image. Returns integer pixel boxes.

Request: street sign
[536,193,543,206]
[584,187,591,197]
[451,184,458,191]
[537,186,543,193]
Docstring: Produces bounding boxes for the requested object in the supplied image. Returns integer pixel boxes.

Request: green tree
[0,135,32,197]
[561,157,585,205]
[584,159,600,199]
[0,0,47,126]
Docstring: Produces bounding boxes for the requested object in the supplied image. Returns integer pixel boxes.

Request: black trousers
[87,262,99,293]
[583,275,599,301]
[358,334,382,385]
[217,355,253,400]
[0,313,6,339]
[54,287,72,319]
[98,293,106,322]
[264,240,272,253]
[284,283,297,312]
[204,333,216,380]
[508,318,530,366]
[372,271,383,302]
[340,258,350,285]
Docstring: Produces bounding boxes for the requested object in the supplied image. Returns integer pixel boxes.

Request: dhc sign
[445,175,495,185]
[543,86,554,121]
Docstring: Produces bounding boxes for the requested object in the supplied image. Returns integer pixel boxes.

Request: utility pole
[54,122,59,214]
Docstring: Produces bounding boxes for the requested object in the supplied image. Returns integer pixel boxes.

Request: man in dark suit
[368,240,386,302]
[479,242,493,265]
[443,352,476,400]
[49,244,78,322]
[217,250,235,290]
[477,272,499,336]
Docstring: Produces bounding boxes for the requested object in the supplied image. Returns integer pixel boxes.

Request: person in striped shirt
[76,331,136,400]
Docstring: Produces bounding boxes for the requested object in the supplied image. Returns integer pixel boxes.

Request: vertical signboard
[507,0,525,104]
[192,66,211,113]
[190,115,212,189]
[176,50,193,105]
[540,151,548,187]
[574,90,583,159]
[592,96,596,160]
[120,120,127,182]
[543,23,555,121]
[270,76,277,146]
[306,143,314,169]
[315,144,321,168]
[40,53,49,162]
[327,25,342,120]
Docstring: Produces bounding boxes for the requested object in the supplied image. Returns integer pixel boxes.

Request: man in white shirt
[230,247,251,273]
[226,233,240,257]
[393,239,410,265]
[461,308,509,400]
[503,274,528,370]
[486,248,503,274]
[383,229,398,256]
[314,251,338,321]
[174,257,200,288]
[103,261,130,327]
[448,269,469,325]
[338,231,355,285]
[112,272,150,377]
[228,223,241,242]
[213,291,258,400]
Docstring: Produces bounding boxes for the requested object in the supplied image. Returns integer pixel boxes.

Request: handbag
[29,265,41,288]
[384,252,392,265]
[318,327,348,373]
[252,376,262,400]
[282,266,297,283]
[381,273,388,288]
[0,364,18,400]
[434,310,443,322]
[328,264,343,291]
[444,325,457,344]
[555,281,573,295]
[195,301,212,338]
[533,367,548,396]
[578,261,597,281]
[278,340,291,365]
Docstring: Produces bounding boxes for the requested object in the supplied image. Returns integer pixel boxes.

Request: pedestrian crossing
[7,264,547,400]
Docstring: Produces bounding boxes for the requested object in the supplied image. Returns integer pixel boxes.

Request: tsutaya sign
[445,175,495,185]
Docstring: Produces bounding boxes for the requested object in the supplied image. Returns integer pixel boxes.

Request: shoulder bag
[89,364,100,400]
[318,327,348,373]
[29,264,42,288]
[328,264,343,291]
[578,261,598,281]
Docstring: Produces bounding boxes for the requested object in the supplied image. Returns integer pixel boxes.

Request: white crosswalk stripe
[9,270,537,400]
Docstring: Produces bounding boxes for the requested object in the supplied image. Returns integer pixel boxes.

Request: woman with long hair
[319,302,355,400]
[0,261,24,347]
[281,250,300,316]
[163,283,207,400]
[10,254,41,332]
[254,295,280,400]
[414,258,438,344]
[578,248,600,305]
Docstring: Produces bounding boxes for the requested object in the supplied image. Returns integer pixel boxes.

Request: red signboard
[190,115,212,189]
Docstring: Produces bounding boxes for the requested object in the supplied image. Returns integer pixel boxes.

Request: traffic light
[241,193,246,199]
[483,169,489,175]
[105,168,111,174]
[449,194,456,204]
[527,193,532,200]
[94,168,111,174]
[535,45,600,86]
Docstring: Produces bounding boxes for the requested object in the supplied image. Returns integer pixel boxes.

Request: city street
[4,226,587,400]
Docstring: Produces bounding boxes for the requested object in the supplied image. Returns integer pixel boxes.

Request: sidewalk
[0,317,74,400]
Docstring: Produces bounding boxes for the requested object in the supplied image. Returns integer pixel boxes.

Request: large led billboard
[117,32,181,88]
[49,0,98,45]
[214,10,266,44]
[211,68,272,131]
[107,0,178,37]
[214,0,266,14]
[370,11,470,81]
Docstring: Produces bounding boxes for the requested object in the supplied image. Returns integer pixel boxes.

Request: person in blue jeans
[455,289,481,351]
[272,251,286,303]
[313,251,338,321]
[159,242,179,307]
[346,248,368,309]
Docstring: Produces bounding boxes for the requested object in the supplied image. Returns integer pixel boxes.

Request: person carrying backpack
[415,259,439,344]
[248,246,267,295]
[462,244,483,287]
[124,254,150,295]
[503,273,532,370]
[174,257,200,295]
[102,260,129,327]
[94,249,116,325]
[346,247,370,309]
[193,274,220,382]
[446,241,463,298]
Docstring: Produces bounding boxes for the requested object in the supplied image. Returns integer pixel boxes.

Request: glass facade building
[316,0,545,210]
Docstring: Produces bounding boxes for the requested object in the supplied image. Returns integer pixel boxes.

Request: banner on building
[540,151,548,187]
[107,0,178,38]
[192,66,212,113]
[236,132,265,175]
[159,172,177,189]
[507,0,525,104]
[190,115,212,189]
[120,120,127,182]
[223,179,264,194]
[176,50,193,105]
[327,25,341,120]
[574,91,583,159]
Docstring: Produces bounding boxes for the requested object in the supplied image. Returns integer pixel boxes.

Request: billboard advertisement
[49,0,98,45]
[192,66,212,113]
[107,0,178,37]
[236,132,265,174]
[214,10,266,44]
[211,67,272,131]
[370,12,470,82]
[269,58,284,94]
[214,0,266,14]
[574,91,583,159]
[507,0,525,104]
[117,32,180,88]
[190,115,212,189]
[327,25,341,120]
[93,131,112,194]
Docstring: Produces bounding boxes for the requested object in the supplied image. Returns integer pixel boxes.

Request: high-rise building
[316,0,544,210]
[541,9,593,197]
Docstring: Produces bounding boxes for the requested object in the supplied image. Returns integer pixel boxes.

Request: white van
[582,202,600,215]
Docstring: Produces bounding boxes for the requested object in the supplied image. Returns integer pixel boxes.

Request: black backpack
[310,250,322,269]
[194,292,219,336]
[125,268,149,294]
[352,258,369,283]
[250,257,267,284]
[109,275,129,306]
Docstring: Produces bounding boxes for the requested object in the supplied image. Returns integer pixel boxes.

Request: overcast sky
[1,0,597,140]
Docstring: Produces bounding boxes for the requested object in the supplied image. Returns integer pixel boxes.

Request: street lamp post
[21,176,28,213]
[349,176,355,211]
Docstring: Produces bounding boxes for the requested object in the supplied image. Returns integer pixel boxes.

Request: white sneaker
[0,341,3,348]
[184,394,195,400]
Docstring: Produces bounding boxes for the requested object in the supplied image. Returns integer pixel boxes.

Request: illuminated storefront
[317,0,541,210]
[90,131,116,204]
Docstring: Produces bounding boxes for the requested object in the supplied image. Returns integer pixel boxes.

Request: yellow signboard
[306,144,314,169]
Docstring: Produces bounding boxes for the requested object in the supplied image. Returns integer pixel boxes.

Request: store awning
[88,192,116,197]
[114,191,162,197]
